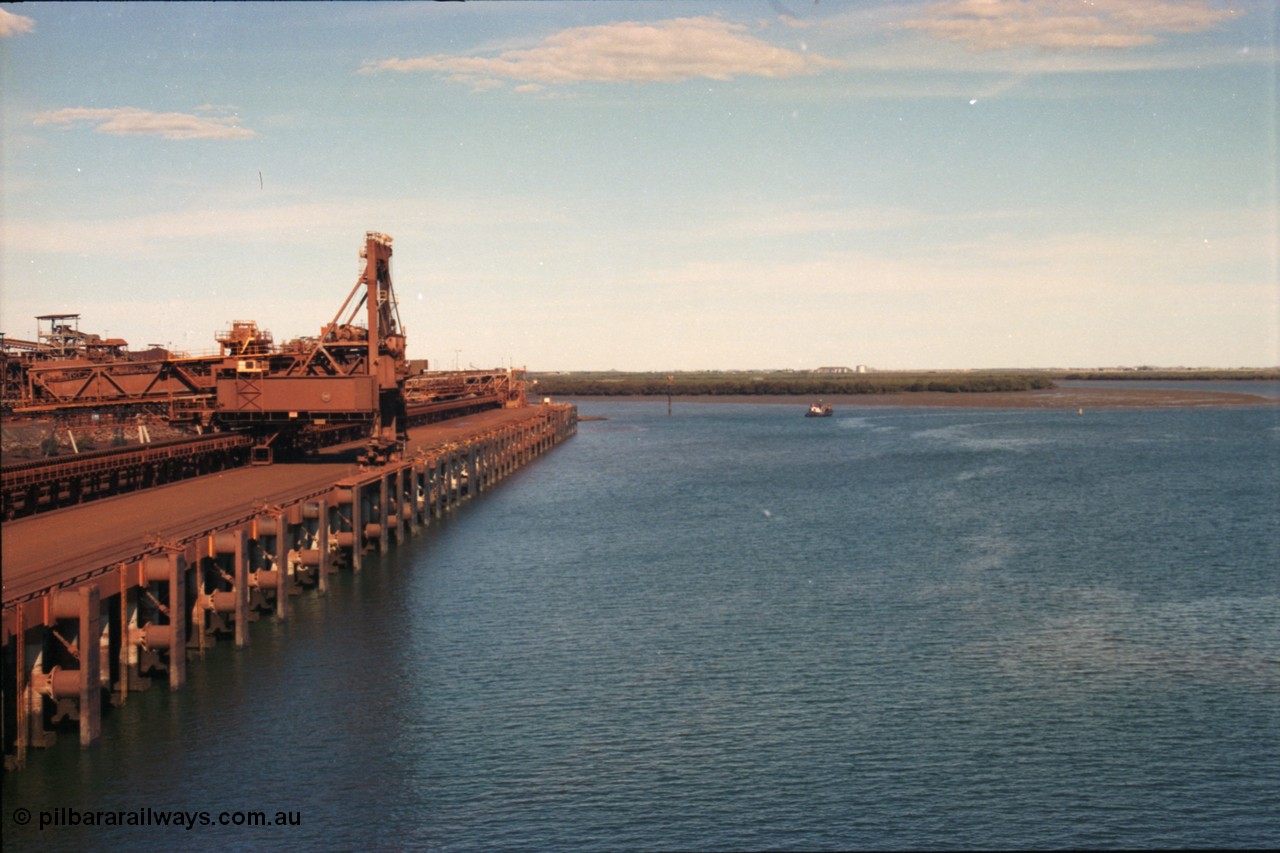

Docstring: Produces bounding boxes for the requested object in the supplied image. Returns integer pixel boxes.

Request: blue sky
[2,1,1276,370]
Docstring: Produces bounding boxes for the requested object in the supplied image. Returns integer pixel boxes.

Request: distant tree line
[1052,369,1280,381]
[530,372,1058,397]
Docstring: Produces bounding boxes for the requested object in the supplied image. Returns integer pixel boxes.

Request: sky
[1,0,1276,371]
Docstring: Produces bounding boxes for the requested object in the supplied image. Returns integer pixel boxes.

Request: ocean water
[5,401,1279,851]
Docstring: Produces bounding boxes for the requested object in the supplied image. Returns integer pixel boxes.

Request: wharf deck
[2,406,546,605]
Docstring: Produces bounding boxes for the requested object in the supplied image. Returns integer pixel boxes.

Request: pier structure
[2,230,530,521]
[0,229,578,770]
[2,402,576,769]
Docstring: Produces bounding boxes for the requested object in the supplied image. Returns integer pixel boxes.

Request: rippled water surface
[5,401,1279,851]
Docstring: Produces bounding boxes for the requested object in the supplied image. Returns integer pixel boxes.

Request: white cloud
[2,204,357,256]
[903,0,1243,52]
[696,206,964,239]
[32,107,254,140]
[0,7,35,38]
[1,193,576,257]
[361,16,838,89]
[193,103,241,114]
[640,204,1278,310]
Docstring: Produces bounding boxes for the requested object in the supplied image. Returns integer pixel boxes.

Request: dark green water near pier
[5,397,1278,850]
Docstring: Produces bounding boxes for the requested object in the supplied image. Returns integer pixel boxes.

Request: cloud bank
[0,7,35,38]
[362,16,836,89]
[904,0,1243,51]
[33,107,254,140]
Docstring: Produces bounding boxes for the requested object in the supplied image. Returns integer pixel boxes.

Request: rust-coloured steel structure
[210,232,409,452]
[0,231,579,770]
[0,379,528,521]
[2,404,577,768]
[1,232,524,455]
[2,232,532,516]
[2,433,255,519]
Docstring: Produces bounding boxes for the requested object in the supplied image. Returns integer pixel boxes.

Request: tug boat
[805,401,833,418]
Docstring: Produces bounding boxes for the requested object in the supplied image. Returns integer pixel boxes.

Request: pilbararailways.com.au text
[13,806,301,831]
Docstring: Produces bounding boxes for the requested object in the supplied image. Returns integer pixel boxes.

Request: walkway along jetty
[2,404,576,769]
[0,232,578,769]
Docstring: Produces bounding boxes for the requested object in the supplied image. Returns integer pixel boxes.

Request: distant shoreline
[557,387,1279,409]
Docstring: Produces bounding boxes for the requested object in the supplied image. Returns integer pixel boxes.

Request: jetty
[1,232,577,769]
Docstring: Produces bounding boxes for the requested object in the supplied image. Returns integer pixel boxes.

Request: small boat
[805,401,833,418]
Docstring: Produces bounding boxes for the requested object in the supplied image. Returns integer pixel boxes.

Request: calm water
[1062,379,1280,399]
[5,401,1279,851]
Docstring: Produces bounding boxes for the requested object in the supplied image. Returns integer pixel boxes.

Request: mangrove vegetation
[529,371,1059,397]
